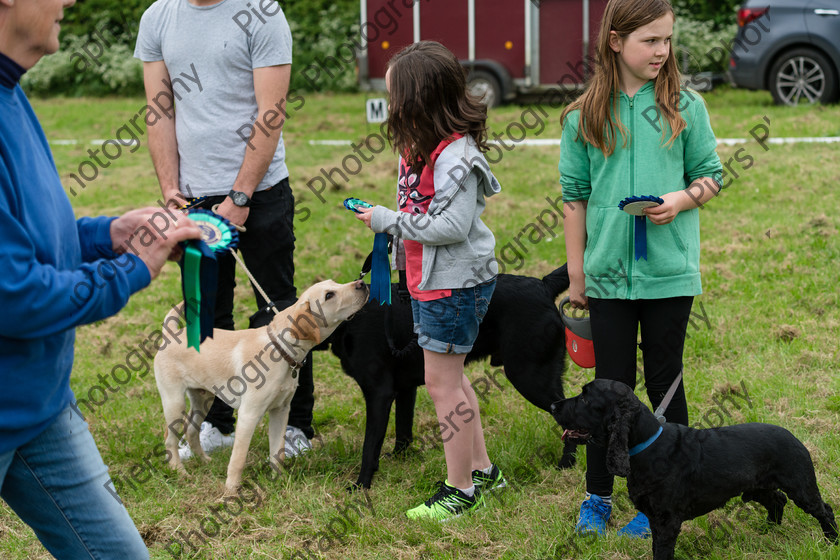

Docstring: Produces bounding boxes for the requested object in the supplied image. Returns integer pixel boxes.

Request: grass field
[2,86,839,560]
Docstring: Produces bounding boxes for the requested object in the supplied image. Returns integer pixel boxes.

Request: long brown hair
[560,0,685,156]
[386,41,489,172]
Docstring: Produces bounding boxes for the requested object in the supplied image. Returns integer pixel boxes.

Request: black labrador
[316,265,576,489]
[551,379,838,560]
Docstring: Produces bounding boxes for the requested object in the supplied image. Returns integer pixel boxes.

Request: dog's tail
[541,263,570,300]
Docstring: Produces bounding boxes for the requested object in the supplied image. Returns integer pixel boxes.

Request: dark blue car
[728,0,840,105]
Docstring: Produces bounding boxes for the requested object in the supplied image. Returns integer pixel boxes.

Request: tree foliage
[60,0,150,39]
[25,0,359,95]
[675,0,741,29]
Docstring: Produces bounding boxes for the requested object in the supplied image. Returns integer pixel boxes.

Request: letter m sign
[366,98,388,123]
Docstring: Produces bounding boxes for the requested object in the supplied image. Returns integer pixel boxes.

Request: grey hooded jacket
[370,135,501,291]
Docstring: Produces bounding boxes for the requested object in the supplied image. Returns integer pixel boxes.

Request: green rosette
[189,210,238,252]
[181,209,240,350]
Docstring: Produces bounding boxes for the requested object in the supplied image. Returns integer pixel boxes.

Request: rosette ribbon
[368,232,391,305]
[344,198,391,306]
[618,195,664,261]
[180,209,240,350]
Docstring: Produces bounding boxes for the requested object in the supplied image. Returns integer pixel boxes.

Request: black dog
[316,265,576,489]
[552,379,838,560]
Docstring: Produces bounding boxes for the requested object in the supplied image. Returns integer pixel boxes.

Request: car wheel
[466,70,502,108]
[768,48,839,105]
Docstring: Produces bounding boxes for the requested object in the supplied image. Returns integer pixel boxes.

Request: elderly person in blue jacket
[0,0,200,557]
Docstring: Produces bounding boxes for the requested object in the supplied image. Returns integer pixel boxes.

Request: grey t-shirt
[134,0,292,197]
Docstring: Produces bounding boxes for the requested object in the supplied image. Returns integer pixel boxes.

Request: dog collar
[267,325,305,377]
[628,426,663,457]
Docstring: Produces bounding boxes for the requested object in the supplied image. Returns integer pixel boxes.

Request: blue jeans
[0,405,148,559]
[410,279,496,354]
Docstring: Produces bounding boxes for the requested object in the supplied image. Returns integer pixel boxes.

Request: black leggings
[585,296,694,497]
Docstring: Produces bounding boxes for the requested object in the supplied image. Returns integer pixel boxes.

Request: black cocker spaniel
[551,379,838,560]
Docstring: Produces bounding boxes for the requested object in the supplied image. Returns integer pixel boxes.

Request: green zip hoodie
[559,81,722,300]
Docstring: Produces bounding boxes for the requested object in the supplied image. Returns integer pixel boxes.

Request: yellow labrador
[154,279,368,494]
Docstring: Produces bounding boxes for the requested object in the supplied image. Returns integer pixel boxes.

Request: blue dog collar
[628,426,663,456]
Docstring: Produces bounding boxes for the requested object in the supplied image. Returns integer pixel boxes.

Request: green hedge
[23,0,359,96]
[22,0,739,96]
[675,0,740,29]
[674,0,740,75]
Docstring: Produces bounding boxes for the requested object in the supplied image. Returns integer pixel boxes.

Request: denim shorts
[410,279,496,354]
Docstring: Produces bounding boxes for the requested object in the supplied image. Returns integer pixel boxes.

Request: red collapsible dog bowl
[560,296,595,368]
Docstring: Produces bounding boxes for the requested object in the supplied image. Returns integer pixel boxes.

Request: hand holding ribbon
[346,198,390,306]
[618,195,664,261]
[355,206,374,229]
[641,191,688,225]
[214,196,250,230]
[114,209,201,279]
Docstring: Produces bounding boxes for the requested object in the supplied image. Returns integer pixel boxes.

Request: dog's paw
[269,454,285,468]
[556,455,577,470]
[392,439,412,455]
[385,443,416,460]
[221,485,241,499]
[168,462,188,475]
[346,480,371,493]
[556,442,579,470]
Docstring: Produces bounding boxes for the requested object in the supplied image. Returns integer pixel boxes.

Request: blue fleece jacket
[0,53,150,453]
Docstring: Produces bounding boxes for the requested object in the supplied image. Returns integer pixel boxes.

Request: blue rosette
[344,198,391,306]
[618,195,664,261]
[180,209,240,350]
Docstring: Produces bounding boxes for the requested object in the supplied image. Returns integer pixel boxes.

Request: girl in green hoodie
[558,0,723,538]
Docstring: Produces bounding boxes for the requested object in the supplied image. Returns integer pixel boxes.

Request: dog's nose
[354,279,367,290]
[550,400,567,415]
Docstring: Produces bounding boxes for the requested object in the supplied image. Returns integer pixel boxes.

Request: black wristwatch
[228,190,251,207]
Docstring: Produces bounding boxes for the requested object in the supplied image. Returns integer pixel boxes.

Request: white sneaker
[284,426,312,458]
[178,422,235,461]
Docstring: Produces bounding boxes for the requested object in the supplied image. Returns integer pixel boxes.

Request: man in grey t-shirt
[135,0,314,458]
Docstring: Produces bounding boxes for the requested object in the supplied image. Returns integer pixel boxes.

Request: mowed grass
[1,86,838,560]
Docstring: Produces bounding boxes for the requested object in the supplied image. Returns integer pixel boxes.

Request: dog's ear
[606,396,636,477]
[293,302,322,344]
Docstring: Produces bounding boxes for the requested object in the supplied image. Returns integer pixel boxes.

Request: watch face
[232,192,248,206]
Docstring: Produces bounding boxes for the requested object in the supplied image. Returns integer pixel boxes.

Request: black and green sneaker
[472,464,507,491]
[406,480,484,521]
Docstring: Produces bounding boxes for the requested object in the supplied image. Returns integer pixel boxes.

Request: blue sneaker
[617,511,651,538]
[575,494,611,536]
